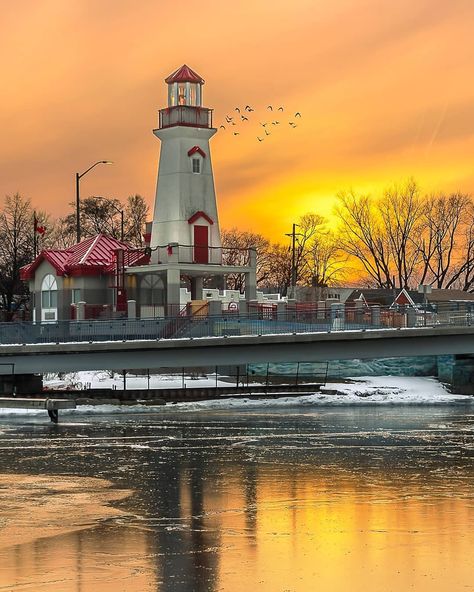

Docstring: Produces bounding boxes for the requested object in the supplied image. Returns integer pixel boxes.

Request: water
[0,405,473,591]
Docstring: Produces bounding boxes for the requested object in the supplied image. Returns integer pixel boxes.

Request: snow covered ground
[43,370,238,391]
[0,375,471,418]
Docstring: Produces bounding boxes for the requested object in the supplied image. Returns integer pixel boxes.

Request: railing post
[317,301,325,320]
[127,300,137,319]
[371,305,381,327]
[407,307,417,328]
[77,301,86,321]
[355,300,364,325]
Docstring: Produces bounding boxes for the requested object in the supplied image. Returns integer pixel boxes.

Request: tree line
[1,179,473,317]
[222,179,474,294]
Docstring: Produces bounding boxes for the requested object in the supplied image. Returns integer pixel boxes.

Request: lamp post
[92,196,124,242]
[76,161,113,243]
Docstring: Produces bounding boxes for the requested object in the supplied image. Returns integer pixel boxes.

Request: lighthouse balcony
[159,106,213,130]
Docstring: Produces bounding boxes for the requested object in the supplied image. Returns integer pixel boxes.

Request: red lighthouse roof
[165,64,204,85]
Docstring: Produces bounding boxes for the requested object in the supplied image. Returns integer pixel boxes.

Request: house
[20,234,130,322]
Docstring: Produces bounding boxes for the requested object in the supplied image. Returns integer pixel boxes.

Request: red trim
[67,266,112,277]
[157,123,213,131]
[20,251,67,279]
[188,211,214,225]
[187,146,206,158]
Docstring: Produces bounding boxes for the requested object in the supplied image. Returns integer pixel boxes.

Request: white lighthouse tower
[124,65,256,315]
[150,64,221,264]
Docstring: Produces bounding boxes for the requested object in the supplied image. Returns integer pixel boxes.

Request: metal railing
[158,106,213,129]
[0,306,472,346]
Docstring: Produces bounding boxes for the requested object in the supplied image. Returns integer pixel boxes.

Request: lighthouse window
[192,158,201,173]
[178,84,186,105]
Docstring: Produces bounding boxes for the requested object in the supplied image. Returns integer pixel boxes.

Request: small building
[20,234,129,322]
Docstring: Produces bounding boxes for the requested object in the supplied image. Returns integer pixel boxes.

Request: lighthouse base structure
[125,250,257,317]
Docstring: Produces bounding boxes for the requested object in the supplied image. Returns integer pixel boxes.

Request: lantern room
[165,64,204,107]
[159,65,213,129]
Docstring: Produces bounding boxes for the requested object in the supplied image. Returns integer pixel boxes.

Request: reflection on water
[0,406,473,591]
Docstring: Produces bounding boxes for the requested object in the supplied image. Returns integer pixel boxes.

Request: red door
[194,225,209,263]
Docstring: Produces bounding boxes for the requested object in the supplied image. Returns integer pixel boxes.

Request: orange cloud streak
[1,0,474,241]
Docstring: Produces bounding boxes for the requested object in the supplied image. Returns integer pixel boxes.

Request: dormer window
[192,158,201,174]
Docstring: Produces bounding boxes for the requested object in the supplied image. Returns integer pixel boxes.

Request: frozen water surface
[0,392,473,591]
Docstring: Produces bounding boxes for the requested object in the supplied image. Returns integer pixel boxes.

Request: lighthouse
[150,64,221,264]
[121,65,256,315]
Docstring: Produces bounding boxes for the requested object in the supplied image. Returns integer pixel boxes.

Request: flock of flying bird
[218,104,302,142]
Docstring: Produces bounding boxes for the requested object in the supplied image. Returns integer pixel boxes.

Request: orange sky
[1,0,474,241]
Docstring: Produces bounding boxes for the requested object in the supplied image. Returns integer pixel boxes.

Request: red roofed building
[20,234,131,322]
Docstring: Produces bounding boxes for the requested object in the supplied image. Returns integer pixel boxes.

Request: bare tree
[124,194,149,247]
[221,228,270,291]
[289,213,326,286]
[303,232,348,288]
[0,194,34,316]
[335,191,393,288]
[418,193,471,288]
[259,242,293,295]
[58,195,146,245]
[380,180,424,289]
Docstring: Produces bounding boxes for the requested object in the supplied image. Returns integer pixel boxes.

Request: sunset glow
[1,0,474,240]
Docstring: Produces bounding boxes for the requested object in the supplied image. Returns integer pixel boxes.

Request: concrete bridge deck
[0,326,473,374]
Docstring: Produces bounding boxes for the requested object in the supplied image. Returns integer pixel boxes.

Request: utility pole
[285,223,299,299]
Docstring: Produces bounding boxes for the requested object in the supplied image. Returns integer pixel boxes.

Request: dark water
[0,405,473,591]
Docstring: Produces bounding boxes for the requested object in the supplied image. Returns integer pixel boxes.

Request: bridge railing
[0,306,472,346]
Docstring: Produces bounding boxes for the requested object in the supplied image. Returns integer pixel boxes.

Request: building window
[41,274,58,309]
[72,289,81,304]
[192,158,201,174]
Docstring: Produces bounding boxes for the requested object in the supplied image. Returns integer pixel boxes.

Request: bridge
[0,318,472,375]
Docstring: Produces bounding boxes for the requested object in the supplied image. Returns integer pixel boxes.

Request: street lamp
[76,160,113,243]
[92,196,124,242]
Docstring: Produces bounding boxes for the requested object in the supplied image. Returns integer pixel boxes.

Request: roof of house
[165,64,204,85]
[428,289,474,302]
[20,234,130,280]
[346,288,425,306]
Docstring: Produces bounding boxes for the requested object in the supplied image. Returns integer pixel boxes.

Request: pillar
[406,307,417,327]
[444,355,474,395]
[166,268,181,316]
[371,305,381,327]
[245,248,257,301]
[317,301,326,320]
[276,301,287,321]
[127,299,137,319]
[191,277,203,300]
[208,300,221,316]
[354,300,364,325]
[245,270,257,301]
[77,301,86,321]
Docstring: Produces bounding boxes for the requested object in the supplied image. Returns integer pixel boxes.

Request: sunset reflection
[1,410,473,592]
